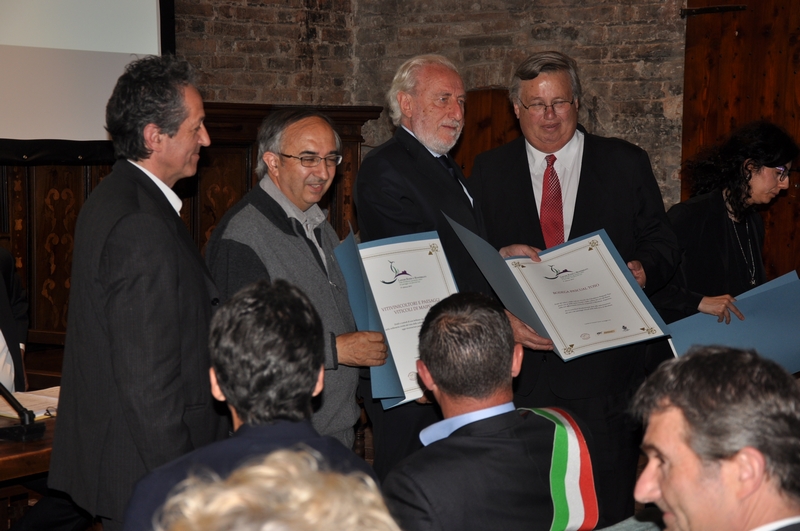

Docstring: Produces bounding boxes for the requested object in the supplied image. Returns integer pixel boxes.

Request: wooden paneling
[0,103,382,347]
[682,0,800,279]
[30,166,83,343]
[451,87,522,178]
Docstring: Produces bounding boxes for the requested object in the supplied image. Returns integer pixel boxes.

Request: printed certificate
[505,234,666,359]
[335,231,458,408]
[446,215,668,360]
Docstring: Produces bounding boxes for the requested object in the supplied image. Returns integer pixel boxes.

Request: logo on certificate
[381,261,411,284]
[544,265,572,279]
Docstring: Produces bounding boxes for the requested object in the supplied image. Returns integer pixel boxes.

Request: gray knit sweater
[206,184,359,448]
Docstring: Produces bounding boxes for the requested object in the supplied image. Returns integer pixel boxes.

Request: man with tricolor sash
[382,292,599,531]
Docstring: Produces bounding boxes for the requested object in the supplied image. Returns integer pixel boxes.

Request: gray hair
[509,51,582,105]
[255,109,342,179]
[386,55,461,126]
[630,346,800,502]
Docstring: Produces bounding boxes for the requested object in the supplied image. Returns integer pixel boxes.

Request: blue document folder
[334,230,447,409]
[445,214,668,360]
[669,271,800,374]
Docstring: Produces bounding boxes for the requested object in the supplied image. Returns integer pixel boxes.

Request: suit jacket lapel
[122,162,219,297]
[570,130,602,241]
[394,128,481,231]
[506,138,546,248]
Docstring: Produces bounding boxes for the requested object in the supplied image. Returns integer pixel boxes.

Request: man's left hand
[506,310,554,351]
[627,260,647,288]
[500,244,542,262]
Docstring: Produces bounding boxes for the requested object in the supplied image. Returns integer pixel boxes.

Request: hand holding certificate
[446,215,668,360]
[335,231,458,408]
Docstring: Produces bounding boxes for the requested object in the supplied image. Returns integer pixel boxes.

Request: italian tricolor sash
[524,407,598,531]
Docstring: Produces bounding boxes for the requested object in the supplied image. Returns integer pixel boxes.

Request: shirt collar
[128,160,183,214]
[524,128,583,167]
[259,175,326,231]
[419,402,515,446]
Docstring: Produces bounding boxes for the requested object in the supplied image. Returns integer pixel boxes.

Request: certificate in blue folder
[669,271,800,374]
[446,215,668,360]
[334,230,458,409]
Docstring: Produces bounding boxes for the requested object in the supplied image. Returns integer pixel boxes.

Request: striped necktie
[541,154,564,248]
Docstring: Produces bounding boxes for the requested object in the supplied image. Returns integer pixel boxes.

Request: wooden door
[450,87,522,178]
[682,0,800,279]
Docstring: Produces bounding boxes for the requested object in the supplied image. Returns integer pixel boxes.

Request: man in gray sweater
[206,109,387,448]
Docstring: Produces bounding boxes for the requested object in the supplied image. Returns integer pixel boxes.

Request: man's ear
[312,366,325,397]
[510,343,524,378]
[142,123,163,154]
[416,359,437,393]
[262,151,281,176]
[573,97,580,112]
[398,91,414,120]
[732,446,768,500]
[512,100,522,120]
[209,367,227,402]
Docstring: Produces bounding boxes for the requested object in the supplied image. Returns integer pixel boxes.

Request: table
[0,418,55,482]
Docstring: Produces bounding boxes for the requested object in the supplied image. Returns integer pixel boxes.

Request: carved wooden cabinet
[0,104,382,347]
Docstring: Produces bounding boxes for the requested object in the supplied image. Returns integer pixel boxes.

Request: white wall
[0,0,161,141]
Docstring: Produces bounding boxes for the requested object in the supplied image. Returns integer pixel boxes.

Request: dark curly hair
[686,121,798,219]
[105,54,195,160]
[209,279,324,425]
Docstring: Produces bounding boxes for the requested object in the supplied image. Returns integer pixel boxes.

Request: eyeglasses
[279,153,343,168]
[518,99,575,116]
[774,166,791,182]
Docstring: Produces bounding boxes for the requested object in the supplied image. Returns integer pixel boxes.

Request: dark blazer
[650,190,765,323]
[382,408,597,531]
[355,128,493,478]
[356,127,491,295]
[49,160,227,525]
[123,420,376,531]
[469,129,679,399]
[0,247,28,391]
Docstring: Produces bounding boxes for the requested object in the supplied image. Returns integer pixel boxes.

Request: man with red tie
[469,51,679,527]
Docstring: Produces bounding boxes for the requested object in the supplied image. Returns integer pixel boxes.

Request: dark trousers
[10,478,93,531]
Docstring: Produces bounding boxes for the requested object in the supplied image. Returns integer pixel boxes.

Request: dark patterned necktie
[541,154,564,248]
[438,155,456,179]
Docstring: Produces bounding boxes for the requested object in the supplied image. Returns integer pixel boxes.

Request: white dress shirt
[129,160,184,214]
[525,129,584,242]
[0,330,13,392]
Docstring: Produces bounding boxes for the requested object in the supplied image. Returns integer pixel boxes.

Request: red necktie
[541,154,564,248]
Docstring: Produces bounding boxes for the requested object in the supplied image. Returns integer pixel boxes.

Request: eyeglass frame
[279,153,343,168]
[517,98,576,116]
[774,165,792,182]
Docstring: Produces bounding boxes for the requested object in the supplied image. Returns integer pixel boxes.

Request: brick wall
[176,0,686,205]
[177,0,355,104]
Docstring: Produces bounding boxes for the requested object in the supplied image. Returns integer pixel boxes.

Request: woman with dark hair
[652,120,798,324]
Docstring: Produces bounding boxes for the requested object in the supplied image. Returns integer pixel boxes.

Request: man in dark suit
[632,346,800,531]
[123,279,376,531]
[468,51,679,526]
[383,292,598,531]
[355,54,552,480]
[48,55,228,530]
[0,246,27,393]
